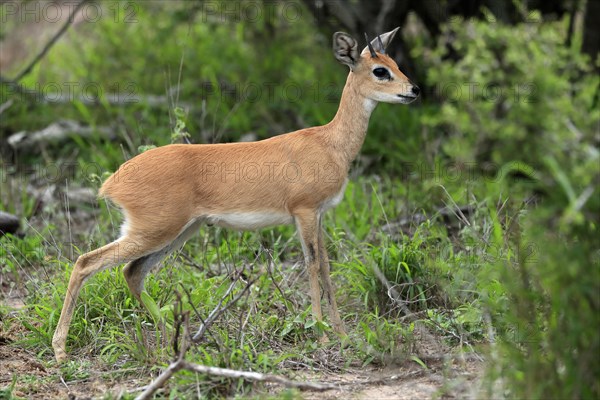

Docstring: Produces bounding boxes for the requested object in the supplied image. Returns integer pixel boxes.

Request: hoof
[53,344,67,364]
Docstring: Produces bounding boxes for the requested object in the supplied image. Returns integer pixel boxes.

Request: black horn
[364,32,377,58]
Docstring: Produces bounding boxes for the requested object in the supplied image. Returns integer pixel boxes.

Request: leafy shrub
[419,12,598,173]
[417,14,599,398]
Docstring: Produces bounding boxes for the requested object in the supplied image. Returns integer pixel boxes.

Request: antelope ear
[333,32,359,70]
[361,26,400,55]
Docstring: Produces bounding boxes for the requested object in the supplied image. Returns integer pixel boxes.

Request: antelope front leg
[317,225,346,336]
[294,210,324,328]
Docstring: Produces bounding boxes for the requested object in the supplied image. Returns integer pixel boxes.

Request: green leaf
[304,319,317,329]
[544,156,576,203]
[140,292,161,323]
[410,355,428,369]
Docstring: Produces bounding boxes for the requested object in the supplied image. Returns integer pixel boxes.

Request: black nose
[412,85,420,96]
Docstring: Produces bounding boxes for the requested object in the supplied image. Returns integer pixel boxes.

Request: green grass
[1,175,496,397]
[1,1,597,398]
[2,156,594,397]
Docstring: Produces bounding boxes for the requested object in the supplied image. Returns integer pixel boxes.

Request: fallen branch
[7,119,113,150]
[12,0,91,82]
[2,89,193,108]
[135,280,336,400]
[135,359,336,400]
[135,359,183,400]
[181,361,337,391]
[0,99,14,115]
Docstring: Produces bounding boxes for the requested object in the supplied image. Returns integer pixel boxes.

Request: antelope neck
[321,72,377,167]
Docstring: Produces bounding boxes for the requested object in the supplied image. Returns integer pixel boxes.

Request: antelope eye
[373,67,390,79]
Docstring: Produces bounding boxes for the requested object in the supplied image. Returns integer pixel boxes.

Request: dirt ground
[0,312,484,399]
[0,346,483,399]
[0,342,148,399]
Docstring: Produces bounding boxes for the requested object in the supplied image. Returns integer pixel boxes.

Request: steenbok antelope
[52,28,419,362]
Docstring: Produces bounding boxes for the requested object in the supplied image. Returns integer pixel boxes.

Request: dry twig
[13,0,90,82]
[135,274,335,399]
[135,359,336,400]
[191,271,254,342]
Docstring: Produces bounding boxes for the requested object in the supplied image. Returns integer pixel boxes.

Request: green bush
[419,13,598,172]
[417,14,599,398]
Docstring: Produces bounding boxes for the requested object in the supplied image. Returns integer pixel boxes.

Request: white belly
[203,180,348,230]
[207,211,294,230]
